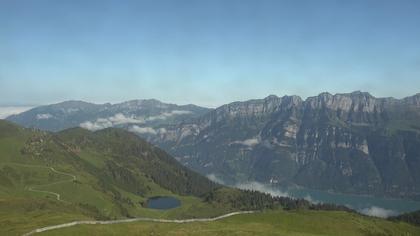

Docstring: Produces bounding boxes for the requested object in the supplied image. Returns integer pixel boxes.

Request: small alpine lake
[146,196,181,210]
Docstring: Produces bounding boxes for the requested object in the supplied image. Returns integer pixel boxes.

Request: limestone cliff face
[403,93,420,107]
[153,92,420,199]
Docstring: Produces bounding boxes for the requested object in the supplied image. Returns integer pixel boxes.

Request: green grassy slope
[390,210,420,227]
[1,120,419,236]
[0,120,225,235]
[39,210,420,236]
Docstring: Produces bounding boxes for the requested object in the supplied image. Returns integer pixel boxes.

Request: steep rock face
[151,92,420,199]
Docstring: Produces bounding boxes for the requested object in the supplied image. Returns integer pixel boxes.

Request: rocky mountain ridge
[6,91,420,199]
[6,99,210,132]
[149,91,420,199]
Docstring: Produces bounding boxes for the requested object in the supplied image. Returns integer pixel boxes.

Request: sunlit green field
[38,210,420,236]
[1,121,420,236]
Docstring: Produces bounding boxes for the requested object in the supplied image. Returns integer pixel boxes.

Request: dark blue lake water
[146,196,181,210]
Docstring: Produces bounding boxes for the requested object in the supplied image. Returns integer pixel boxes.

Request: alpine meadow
[1,0,420,235]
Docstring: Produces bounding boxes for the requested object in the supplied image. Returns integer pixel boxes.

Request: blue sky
[1,0,420,107]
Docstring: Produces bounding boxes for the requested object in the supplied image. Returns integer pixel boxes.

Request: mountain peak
[318,91,333,97]
[264,94,279,100]
[54,100,97,108]
[348,90,373,97]
[121,99,164,106]
[403,93,420,106]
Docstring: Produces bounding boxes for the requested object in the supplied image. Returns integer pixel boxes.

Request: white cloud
[127,125,169,135]
[235,181,291,198]
[36,113,53,120]
[359,206,398,218]
[234,182,324,204]
[79,111,193,131]
[80,120,113,131]
[147,110,192,121]
[128,125,157,135]
[0,106,33,119]
[108,113,145,125]
[230,138,260,147]
[206,173,225,185]
[171,110,193,115]
[157,128,167,134]
[80,113,144,131]
[303,195,321,204]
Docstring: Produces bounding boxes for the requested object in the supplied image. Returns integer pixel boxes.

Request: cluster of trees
[390,210,420,226]
[90,128,218,197]
[275,196,354,212]
[204,188,355,213]
[102,160,149,196]
[204,189,279,210]
[308,202,354,212]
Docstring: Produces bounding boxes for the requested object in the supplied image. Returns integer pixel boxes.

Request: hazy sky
[1,0,420,107]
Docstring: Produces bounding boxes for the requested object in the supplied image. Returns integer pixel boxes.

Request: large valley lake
[281,186,420,215]
[236,182,420,216]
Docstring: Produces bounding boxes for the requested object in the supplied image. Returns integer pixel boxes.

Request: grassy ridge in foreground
[38,210,420,236]
[1,120,419,236]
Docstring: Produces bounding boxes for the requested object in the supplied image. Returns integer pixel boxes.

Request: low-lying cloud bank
[206,174,292,199]
[0,106,33,119]
[80,110,192,131]
[36,113,53,120]
[80,113,145,131]
[359,206,398,218]
[147,110,192,121]
[128,125,167,135]
[204,174,403,218]
[129,126,157,135]
[230,138,260,147]
[236,181,399,218]
[235,181,291,198]
[206,173,226,185]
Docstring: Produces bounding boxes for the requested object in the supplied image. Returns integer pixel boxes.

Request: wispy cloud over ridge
[129,125,157,135]
[79,110,193,131]
[80,113,145,131]
[147,110,193,121]
[36,113,53,120]
[230,138,260,147]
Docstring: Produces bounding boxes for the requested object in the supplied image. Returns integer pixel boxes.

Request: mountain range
[6,91,420,200]
[6,99,209,132]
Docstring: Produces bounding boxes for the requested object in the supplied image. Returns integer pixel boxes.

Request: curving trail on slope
[22,211,256,236]
[8,164,256,236]
[7,163,76,203]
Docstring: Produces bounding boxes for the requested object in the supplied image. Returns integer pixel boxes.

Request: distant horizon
[2,1,420,108]
[1,90,419,109]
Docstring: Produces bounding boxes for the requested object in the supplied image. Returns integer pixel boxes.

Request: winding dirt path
[7,163,76,202]
[8,164,256,236]
[22,211,255,236]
